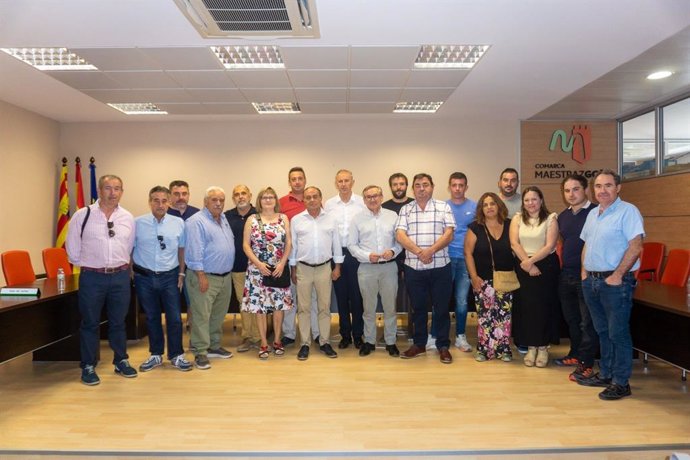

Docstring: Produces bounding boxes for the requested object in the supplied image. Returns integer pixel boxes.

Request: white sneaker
[454,334,473,352]
[426,334,436,349]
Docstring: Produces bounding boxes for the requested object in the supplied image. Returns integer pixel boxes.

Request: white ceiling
[0,0,689,123]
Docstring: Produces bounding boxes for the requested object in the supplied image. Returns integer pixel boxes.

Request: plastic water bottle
[57,268,66,293]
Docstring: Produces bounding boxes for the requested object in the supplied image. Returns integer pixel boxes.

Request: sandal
[258,346,270,360]
[273,342,285,357]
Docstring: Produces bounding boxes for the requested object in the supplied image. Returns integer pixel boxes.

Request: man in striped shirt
[395,173,456,364]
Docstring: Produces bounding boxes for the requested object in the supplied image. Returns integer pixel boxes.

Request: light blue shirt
[347,207,402,264]
[447,199,476,259]
[133,213,185,272]
[580,197,645,272]
[184,208,235,273]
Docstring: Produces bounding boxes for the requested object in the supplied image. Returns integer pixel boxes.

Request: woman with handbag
[464,192,515,362]
[509,186,560,368]
[242,187,293,360]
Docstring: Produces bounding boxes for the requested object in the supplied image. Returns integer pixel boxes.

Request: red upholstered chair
[42,247,73,279]
[636,241,665,281]
[1,250,37,286]
[659,249,690,288]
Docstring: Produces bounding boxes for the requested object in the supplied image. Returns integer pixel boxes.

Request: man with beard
[498,168,521,217]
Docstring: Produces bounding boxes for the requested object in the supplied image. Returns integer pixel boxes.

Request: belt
[81,264,129,274]
[299,259,332,268]
[589,271,614,279]
[206,271,231,277]
[376,259,396,264]
[132,264,178,276]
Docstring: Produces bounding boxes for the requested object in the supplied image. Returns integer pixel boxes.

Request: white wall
[60,118,519,216]
[0,100,60,284]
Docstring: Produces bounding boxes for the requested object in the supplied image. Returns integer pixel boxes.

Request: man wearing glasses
[66,174,136,385]
[132,186,191,373]
[348,185,402,357]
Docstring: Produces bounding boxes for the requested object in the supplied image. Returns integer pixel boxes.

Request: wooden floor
[1,315,690,459]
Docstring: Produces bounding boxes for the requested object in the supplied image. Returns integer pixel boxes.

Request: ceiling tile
[104,71,180,89]
[406,69,470,87]
[349,88,402,103]
[350,46,419,70]
[72,48,161,71]
[350,70,409,87]
[240,88,296,102]
[140,47,223,71]
[294,88,346,102]
[185,89,246,103]
[399,87,456,101]
[157,103,256,115]
[288,70,348,88]
[229,70,291,88]
[281,46,349,70]
[45,71,124,90]
[83,89,194,103]
[299,103,347,114]
[167,70,236,89]
[348,102,395,113]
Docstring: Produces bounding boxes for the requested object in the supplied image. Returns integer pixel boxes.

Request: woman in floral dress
[242,187,293,359]
[464,192,515,362]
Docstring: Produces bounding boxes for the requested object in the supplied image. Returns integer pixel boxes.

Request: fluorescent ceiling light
[647,70,673,80]
[252,102,301,114]
[212,46,284,69]
[414,45,490,69]
[107,103,168,115]
[1,47,97,70]
[394,102,443,113]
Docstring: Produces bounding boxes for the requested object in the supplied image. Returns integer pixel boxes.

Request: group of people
[65,166,644,402]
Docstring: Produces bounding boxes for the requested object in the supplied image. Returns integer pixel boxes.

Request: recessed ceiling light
[107,103,168,115]
[647,70,673,80]
[1,47,98,70]
[414,45,490,69]
[394,102,443,113]
[252,102,301,114]
[212,46,285,69]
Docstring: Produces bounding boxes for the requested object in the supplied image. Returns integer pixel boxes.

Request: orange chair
[1,250,37,286]
[659,249,690,288]
[42,247,73,279]
[636,241,665,281]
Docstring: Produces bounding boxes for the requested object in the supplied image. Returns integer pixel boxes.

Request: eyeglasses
[364,194,381,200]
[261,196,276,201]
[107,221,115,238]
[157,235,166,250]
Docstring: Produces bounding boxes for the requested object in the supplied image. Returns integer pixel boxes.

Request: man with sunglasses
[132,186,191,373]
[66,174,136,386]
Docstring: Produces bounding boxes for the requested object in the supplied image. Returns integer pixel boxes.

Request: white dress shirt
[324,194,365,246]
[347,208,402,264]
[289,209,344,266]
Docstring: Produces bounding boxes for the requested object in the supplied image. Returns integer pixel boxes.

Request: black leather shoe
[359,343,375,356]
[282,336,295,347]
[320,343,338,358]
[599,383,632,400]
[353,337,364,349]
[385,344,400,357]
[338,337,352,349]
[297,345,309,361]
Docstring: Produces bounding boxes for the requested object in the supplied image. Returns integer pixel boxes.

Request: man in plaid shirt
[395,173,456,364]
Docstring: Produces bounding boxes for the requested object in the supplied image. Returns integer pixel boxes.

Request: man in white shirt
[348,185,402,357]
[290,186,344,360]
[324,169,366,349]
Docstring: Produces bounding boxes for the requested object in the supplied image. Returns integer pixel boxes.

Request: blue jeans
[134,269,184,359]
[78,269,130,368]
[559,271,598,366]
[582,272,636,386]
[405,264,452,349]
[431,257,470,337]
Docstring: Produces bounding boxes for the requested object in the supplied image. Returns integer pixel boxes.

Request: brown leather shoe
[401,344,426,359]
[439,347,453,364]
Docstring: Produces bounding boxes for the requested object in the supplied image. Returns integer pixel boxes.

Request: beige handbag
[484,225,520,293]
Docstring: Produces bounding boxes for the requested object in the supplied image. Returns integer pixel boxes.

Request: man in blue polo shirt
[579,169,644,400]
[132,186,192,372]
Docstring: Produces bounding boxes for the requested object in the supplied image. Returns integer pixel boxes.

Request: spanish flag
[55,158,69,249]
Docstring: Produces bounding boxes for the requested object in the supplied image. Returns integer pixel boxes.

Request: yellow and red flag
[75,157,85,209]
[55,157,70,249]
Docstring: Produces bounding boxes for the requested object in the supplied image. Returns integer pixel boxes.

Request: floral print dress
[241,215,293,314]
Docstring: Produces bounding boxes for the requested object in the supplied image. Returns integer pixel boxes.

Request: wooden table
[631,280,690,380]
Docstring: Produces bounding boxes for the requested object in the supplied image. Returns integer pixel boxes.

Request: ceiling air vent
[175,0,319,38]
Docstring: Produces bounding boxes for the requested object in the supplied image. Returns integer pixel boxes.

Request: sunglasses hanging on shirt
[157,235,166,250]
[107,221,115,238]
